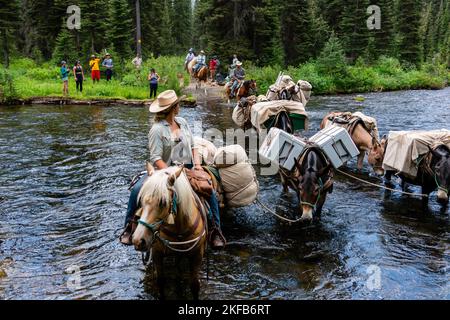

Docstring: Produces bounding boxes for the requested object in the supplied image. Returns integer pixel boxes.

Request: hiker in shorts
[89,54,101,83]
[60,61,69,96]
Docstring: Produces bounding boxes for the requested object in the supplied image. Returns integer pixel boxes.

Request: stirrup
[119,216,138,246]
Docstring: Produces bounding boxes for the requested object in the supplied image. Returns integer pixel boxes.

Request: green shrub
[0,69,18,103]
[374,56,403,75]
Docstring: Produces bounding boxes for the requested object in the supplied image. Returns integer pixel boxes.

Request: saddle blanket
[382,129,450,178]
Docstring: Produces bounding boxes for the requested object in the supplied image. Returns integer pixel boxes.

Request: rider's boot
[209,227,226,250]
[119,215,139,246]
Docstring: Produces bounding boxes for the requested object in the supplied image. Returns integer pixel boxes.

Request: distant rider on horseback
[193,50,206,75]
[184,48,195,70]
[229,61,245,98]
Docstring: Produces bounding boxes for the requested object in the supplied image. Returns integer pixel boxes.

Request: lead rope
[254,197,303,223]
[336,168,429,198]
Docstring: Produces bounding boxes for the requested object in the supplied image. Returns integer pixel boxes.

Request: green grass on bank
[0,55,448,104]
[0,56,189,103]
[246,56,449,95]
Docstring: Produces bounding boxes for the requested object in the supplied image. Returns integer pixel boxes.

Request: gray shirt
[102,58,113,69]
[233,67,245,80]
[148,117,195,166]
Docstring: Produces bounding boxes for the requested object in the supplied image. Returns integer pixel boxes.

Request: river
[0,88,449,300]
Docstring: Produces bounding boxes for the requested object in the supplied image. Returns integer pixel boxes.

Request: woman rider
[120,90,226,249]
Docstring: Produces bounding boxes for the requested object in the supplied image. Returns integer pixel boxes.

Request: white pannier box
[309,125,359,168]
[259,127,307,171]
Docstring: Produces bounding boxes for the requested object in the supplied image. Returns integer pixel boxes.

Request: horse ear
[430,147,444,159]
[319,163,332,177]
[146,161,155,176]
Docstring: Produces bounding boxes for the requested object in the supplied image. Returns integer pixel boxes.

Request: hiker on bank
[148,68,160,99]
[102,53,114,81]
[73,60,85,93]
[89,54,101,83]
[60,61,69,96]
[132,54,142,70]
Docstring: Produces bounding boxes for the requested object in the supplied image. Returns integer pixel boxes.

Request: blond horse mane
[138,167,195,219]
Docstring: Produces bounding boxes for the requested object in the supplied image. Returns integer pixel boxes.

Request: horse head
[431,145,450,204]
[273,111,294,134]
[132,163,192,252]
[295,148,333,222]
[367,136,385,176]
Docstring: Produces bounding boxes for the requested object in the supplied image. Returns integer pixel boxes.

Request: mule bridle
[434,173,449,194]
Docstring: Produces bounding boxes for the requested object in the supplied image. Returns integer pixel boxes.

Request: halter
[434,173,449,194]
[138,186,178,232]
[137,182,207,255]
[296,146,334,213]
[300,177,323,211]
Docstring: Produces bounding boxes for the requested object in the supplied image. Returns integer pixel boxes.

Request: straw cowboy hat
[236,61,242,66]
[149,90,185,113]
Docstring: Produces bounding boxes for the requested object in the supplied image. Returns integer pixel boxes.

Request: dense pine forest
[0,0,449,102]
[1,0,448,66]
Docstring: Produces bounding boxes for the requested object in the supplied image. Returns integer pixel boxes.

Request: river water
[0,88,449,300]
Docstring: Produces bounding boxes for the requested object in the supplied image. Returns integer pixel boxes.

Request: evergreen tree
[339,0,370,62]
[280,0,329,66]
[81,0,109,55]
[171,0,193,55]
[372,0,395,58]
[0,0,20,67]
[108,0,133,60]
[52,25,79,65]
[140,0,165,57]
[252,0,284,66]
[316,32,347,76]
[159,0,175,55]
[397,0,422,65]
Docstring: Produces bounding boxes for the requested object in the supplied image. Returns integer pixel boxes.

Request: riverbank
[1,56,448,104]
[5,96,197,107]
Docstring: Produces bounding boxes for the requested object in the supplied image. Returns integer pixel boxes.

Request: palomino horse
[225,79,257,103]
[280,146,334,222]
[132,164,207,300]
[384,141,450,209]
[320,112,385,176]
[187,57,208,92]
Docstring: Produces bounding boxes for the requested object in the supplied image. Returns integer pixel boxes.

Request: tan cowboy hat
[236,61,242,66]
[200,50,205,54]
[149,90,185,113]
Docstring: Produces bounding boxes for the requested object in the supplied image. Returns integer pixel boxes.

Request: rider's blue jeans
[125,172,221,229]
[230,80,239,95]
